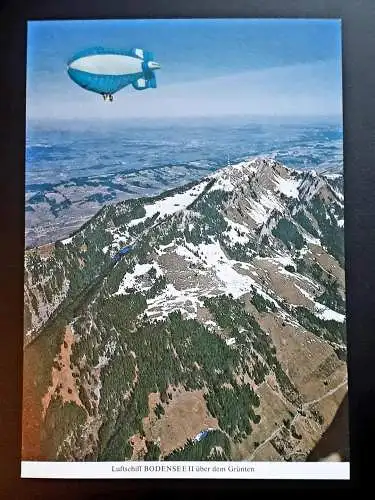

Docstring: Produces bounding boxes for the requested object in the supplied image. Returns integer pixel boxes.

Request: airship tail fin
[131,48,154,62]
[132,78,147,90]
[132,75,157,91]
[142,51,155,62]
[148,74,157,88]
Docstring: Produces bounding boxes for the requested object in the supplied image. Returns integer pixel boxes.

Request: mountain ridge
[24,157,344,343]
[22,157,347,463]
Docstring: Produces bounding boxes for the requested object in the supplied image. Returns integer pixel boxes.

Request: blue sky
[26,18,342,121]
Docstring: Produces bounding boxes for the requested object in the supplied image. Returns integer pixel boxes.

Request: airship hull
[67,67,137,95]
[66,47,160,97]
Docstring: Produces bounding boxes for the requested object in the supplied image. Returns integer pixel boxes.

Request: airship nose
[147,61,160,70]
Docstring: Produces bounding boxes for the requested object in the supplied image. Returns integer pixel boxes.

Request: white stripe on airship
[69,54,143,76]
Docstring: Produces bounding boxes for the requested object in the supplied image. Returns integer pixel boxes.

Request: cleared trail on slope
[248,378,347,461]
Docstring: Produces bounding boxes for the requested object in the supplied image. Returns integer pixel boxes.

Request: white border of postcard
[21,461,350,479]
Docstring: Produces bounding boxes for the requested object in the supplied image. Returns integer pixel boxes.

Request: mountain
[22,157,347,463]
[25,121,343,248]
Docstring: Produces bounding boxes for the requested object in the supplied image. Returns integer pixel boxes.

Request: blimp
[66,47,161,101]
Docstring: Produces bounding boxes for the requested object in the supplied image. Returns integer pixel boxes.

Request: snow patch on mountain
[146,283,203,321]
[115,262,164,295]
[303,233,321,245]
[248,198,272,225]
[294,284,314,300]
[128,181,210,228]
[210,175,235,193]
[259,192,284,212]
[271,255,295,268]
[223,217,251,245]
[293,285,345,323]
[175,245,200,264]
[314,302,345,323]
[62,237,73,245]
[210,162,249,192]
[324,173,342,180]
[191,241,255,298]
[274,175,300,198]
[185,239,279,307]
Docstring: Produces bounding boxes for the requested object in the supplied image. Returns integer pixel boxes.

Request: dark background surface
[1,0,375,495]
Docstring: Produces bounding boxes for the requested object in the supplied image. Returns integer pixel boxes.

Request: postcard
[22,18,349,479]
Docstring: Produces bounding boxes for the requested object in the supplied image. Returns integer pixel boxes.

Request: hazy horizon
[27,112,343,129]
